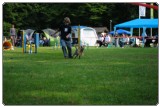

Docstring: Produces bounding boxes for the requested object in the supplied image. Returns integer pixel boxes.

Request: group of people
[97,31,130,48]
[97,30,111,47]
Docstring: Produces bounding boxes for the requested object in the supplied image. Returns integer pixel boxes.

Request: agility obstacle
[22,30,39,54]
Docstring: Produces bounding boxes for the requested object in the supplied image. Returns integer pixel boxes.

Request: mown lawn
[3,47,158,105]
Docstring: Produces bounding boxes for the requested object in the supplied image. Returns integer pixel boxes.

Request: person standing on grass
[10,24,16,50]
[52,17,72,59]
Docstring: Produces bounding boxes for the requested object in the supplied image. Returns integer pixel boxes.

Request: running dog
[73,45,85,59]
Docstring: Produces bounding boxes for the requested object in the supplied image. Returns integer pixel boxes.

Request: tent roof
[24,29,35,36]
[109,29,131,35]
[72,26,87,29]
[42,28,56,35]
[114,18,158,28]
[72,26,97,32]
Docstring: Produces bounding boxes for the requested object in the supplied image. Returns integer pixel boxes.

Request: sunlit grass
[3,47,158,105]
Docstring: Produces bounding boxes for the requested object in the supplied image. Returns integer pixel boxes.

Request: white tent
[72,26,98,46]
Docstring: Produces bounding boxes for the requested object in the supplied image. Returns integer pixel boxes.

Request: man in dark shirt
[53,17,72,58]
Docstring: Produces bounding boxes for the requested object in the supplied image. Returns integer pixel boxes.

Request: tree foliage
[3,3,158,36]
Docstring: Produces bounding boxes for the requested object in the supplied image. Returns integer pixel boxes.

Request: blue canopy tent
[114,18,158,36]
[109,29,131,35]
[114,18,158,43]
[114,18,158,28]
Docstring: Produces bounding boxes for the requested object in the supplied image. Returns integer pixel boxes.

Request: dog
[73,45,85,59]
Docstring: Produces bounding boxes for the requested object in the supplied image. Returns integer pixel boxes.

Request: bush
[3,21,11,37]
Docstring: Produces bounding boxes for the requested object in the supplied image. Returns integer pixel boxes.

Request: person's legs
[105,42,109,47]
[66,40,72,58]
[11,35,15,50]
[60,39,68,58]
[119,41,124,48]
[99,42,101,47]
[121,42,124,48]
[119,41,122,47]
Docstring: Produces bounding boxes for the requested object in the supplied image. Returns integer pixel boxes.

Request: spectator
[10,24,16,50]
[98,34,105,47]
[43,37,50,46]
[125,35,130,45]
[114,32,119,47]
[119,33,126,48]
[104,34,111,47]
[39,38,44,46]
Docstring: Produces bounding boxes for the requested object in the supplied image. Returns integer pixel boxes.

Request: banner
[139,3,146,17]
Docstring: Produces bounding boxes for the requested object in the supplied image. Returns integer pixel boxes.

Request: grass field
[3,47,158,105]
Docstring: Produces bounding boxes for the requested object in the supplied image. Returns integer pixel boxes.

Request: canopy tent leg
[113,27,116,36]
[130,28,133,37]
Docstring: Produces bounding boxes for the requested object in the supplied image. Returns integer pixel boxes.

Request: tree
[3,3,158,37]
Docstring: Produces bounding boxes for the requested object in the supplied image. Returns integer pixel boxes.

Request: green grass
[3,47,158,105]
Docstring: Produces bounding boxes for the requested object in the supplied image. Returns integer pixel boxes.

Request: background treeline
[3,3,158,36]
